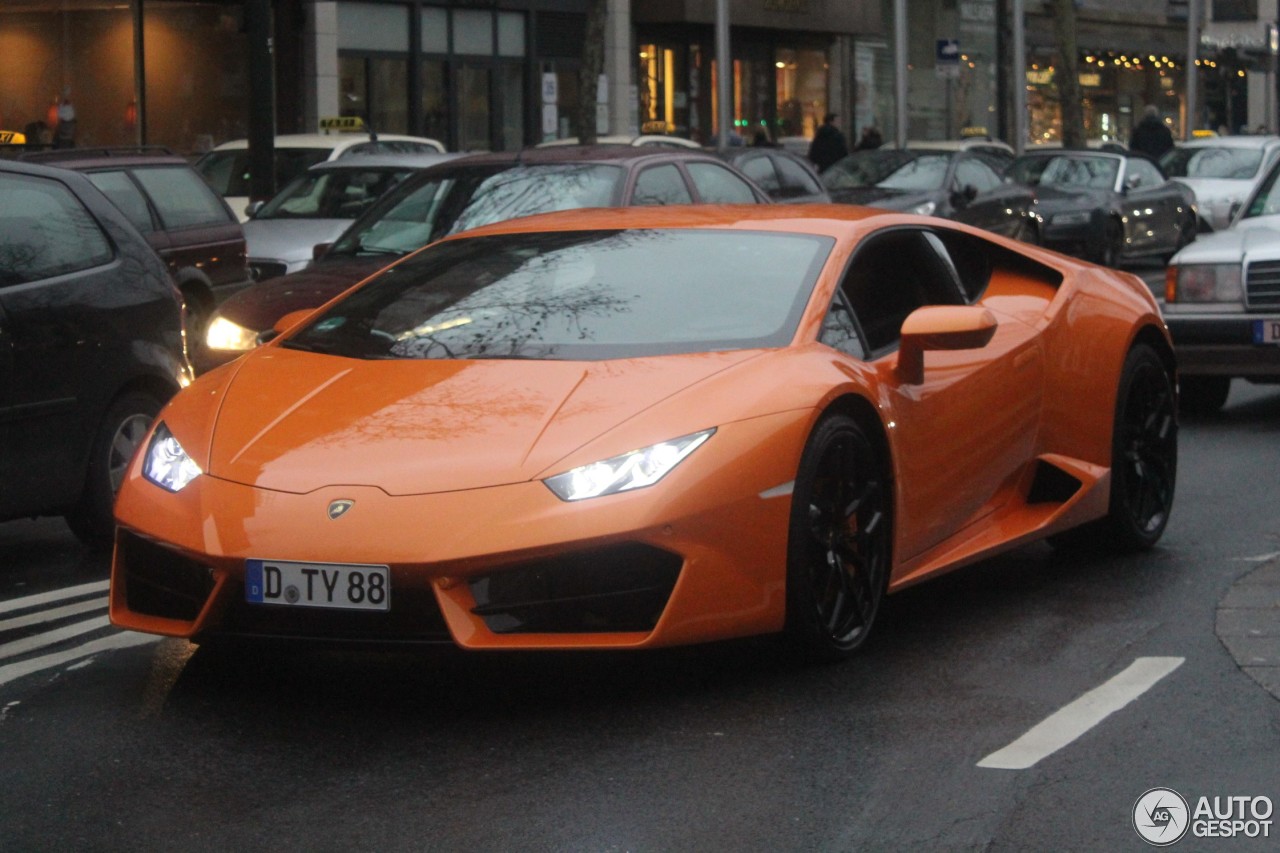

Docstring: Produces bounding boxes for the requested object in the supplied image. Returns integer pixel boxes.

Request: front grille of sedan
[469,543,683,635]
[118,530,217,622]
[1246,260,1280,308]
[215,583,452,644]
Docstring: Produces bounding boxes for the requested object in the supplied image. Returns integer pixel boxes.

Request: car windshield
[254,167,411,220]
[329,163,624,258]
[1160,146,1265,180]
[1243,162,1280,219]
[1008,155,1118,189]
[284,229,833,361]
[194,148,334,197]
[822,151,949,192]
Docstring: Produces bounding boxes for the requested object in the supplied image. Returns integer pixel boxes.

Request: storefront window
[775,48,827,140]
[457,65,491,151]
[422,60,449,142]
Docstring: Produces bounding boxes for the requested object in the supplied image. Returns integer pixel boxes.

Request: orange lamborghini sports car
[109,205,1177,660]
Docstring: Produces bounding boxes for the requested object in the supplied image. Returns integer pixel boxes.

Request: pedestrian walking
[1129,105,1173,161]
[808,113,848,172]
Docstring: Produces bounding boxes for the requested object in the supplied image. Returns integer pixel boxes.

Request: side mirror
[897,305,998,385]
[245,200,265,219]
[312,242,333,261]
[1125,174,1142,191]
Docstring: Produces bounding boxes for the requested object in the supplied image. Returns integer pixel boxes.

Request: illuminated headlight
[909,201,937,216]
[143,423,202,492]
[205,315,260,351]
[544,429,715,501]
[1166,263,1243,303]
[1051,211,1091,226]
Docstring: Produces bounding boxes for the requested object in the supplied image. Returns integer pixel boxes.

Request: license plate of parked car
[245,559,390,611]
[1253,319,1280,345]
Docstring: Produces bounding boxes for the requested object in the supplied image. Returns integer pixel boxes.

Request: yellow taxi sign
[641,120,674,134]
[0,129,28,145]
[319,116,367,133]
[1191,128,1219,138]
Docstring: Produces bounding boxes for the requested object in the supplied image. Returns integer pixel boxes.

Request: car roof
[18,146,190,170]
[306,152,465,171]
[536,134,703,149]
[209,133,445,152]
[907,138,1015,153]
[445,145,737,168]
[1177,135,1280,149]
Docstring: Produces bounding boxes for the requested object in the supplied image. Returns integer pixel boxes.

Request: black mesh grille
[1246,259,1280,307]
[469,543,683,634]
[214,582,451,644]
[118,530,216,622]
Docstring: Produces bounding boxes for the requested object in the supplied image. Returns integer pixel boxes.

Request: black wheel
[784,414,892,661]
[1094,218,1124,267]
[1015,217,1041,246]
[1102,345,1177,551]
[66,391,164,546]
[1179,375,1231,416]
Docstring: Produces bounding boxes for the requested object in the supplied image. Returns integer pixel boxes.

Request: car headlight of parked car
[909,201,937,216]
[1051,211,1092,226]
[143,423,203,492]
[1165,263,1244,303]
[205,315,260,351]
[544,429,715,501]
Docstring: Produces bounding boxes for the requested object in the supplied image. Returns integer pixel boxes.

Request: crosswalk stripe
[0,615,112,662]
[0,580,110,616]
[0,597,107,634]
[0,631,157,688]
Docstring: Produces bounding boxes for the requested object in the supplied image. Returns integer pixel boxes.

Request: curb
[1215,558,1280,701]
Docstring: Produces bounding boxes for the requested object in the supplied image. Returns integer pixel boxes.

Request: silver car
[1165,153,1280,413]
[1161,135,1280,231]
[241,152,461,282]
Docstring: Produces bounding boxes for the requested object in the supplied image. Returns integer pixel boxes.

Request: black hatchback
[0,159,192,543]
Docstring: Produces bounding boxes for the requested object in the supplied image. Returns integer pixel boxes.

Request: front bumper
[1165,313,1280,377]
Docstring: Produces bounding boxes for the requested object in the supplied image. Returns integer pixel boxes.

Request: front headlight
[143,422,202,492]
[909,201,937,216]
[1051,211,1091,226]
[543,429,715,501]
[205,315,260,351]
[1165,263,1243,303]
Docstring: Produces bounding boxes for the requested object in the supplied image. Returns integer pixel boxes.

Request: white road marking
[977,656,1185,770]
[1234,551,1280,563]
[0,580,109,616]
[0,631,157,688]
[0,615,111,662]
[0,597,107,633]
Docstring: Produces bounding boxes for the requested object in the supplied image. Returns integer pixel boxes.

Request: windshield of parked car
[194,148,333,197]
[284,229,833,360]
[1243,161,1280,219]
[1008,154,1119,189]
[328,163,624,258]
[254,167,411,220]
[820,151,919,190]
[1160,146,1265,180]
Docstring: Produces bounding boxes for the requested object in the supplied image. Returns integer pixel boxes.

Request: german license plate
[245,559,390,611]
[1254,318,1280,345]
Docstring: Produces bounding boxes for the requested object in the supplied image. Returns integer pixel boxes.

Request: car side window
[85,170,156,234]
[632,164,693,205]
[819,292,866,358]
[687,162,759,203]
[0,173,113,287]
[132,166,233,229]
[839,229,966,355]
[955,158,1001,193]
[775,155,824,196]
[1126,157,1164,188]
[738,155,781,194]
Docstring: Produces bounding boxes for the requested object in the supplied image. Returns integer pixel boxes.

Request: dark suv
[0,159,192,543]
[20,148,252,355]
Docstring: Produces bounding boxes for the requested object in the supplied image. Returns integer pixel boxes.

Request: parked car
[714,146,831,203]
[535,134,702,148]
[0,159,191,543]
[243,152,462,282]
[821,147,1037,241]
[1160,135,1280,231]
[109,204,1177,658]
[202,146,770,366]
[21,146,253,353]
[1005,149,1197,265]
[1164,154,1280,414]
[195,131,447,221]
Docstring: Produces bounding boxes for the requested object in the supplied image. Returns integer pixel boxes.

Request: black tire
[784,414,892,661]
[66,391,164,546]
[1101,345,1178,551]
[1179,375,1231,417]
[1094,218,1124,267]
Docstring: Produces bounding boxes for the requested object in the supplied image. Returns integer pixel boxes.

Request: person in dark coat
[808,113,849,172]
[855,126,883,150]
[1130,105,1174,161]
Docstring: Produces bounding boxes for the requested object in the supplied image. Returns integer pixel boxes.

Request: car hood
[1029,184,1110,212]
[1171,214,1280,264]
[214,255,390,331]
[243,219,353,266]
[202,346,761,495]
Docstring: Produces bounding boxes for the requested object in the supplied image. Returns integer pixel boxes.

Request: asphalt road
[2,329,1278,849]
